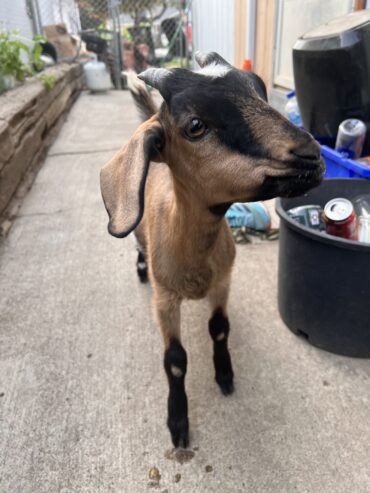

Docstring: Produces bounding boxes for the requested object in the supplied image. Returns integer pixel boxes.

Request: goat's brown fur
[134,115,236,344]
[100,53,324,447]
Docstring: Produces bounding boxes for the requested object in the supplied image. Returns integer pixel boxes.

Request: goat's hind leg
[154,286,189,448]
[208,275,234,395]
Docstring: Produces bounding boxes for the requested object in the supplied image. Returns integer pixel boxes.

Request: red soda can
[323,198,357,240]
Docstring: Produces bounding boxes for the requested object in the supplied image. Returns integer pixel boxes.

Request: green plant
[0,74,6,94]
[30,35,47,73]
[0,31,29,81]
[39,73,57,91]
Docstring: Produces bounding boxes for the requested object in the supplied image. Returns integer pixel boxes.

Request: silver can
[354,194,370,244]
[335,118,366,159]
[358,217,370,243]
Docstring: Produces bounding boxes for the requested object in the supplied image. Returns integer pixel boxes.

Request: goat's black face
[139,53,325,205]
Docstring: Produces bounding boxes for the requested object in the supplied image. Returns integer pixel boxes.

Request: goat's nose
[290,140,321,161]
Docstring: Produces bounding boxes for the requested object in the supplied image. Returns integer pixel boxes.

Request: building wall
[274,0,353,89]
[36,0,81,34]
[0,0,81,39]
[0,0,35,39]
[192,0,235,65]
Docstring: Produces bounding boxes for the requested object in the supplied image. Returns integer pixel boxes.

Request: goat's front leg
[154,286,189,448]
[208,275,234,395]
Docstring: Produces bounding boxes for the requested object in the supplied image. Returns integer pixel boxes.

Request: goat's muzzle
[263,138,325,199]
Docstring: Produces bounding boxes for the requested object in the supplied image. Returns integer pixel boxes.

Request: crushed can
[354,194,370,244]
[335,119,366,159]
[356,156,370,168]
[287,205,325,230]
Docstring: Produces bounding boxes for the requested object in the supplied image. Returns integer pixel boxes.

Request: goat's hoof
[137,269,148,283]
[168,417,189,448]
[216,373,234,396]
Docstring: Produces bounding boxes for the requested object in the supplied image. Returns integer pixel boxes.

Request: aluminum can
[287,205,324,230]
[324,198,357,240]
[356,156,370,168]
[358,217,370,243]
[353,194,370,244]
[335,119,366,159]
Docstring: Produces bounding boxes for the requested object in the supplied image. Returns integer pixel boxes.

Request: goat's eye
[185,118,207,139]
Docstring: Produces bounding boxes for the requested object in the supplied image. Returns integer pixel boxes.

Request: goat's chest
[149,222,235,300]
[177,265,214,300]
[150,254,215,299]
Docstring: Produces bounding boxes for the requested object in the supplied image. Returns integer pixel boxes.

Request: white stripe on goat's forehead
[196,62,230,78]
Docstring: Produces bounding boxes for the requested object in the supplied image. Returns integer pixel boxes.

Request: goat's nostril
[291,142,321,161]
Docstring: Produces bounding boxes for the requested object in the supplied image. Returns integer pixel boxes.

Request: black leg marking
[209,309,234,395]
[136,251,148,283]
[164,339,189,448]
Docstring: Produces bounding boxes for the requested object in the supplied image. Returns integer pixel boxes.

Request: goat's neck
[169,176,225,259]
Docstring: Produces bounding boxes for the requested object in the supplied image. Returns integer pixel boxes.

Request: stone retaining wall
[0,63,82,218]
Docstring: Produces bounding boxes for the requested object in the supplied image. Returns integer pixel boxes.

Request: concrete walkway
[1,91,370,493]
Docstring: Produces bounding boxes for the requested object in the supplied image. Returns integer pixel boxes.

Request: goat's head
[101,51,324,237]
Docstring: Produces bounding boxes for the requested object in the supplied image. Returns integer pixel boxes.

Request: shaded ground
[1,91,370,493]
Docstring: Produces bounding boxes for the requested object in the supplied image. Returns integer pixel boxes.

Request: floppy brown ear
[100,117,164,238]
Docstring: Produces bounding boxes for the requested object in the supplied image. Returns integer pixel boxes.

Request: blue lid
[287,91,296,98]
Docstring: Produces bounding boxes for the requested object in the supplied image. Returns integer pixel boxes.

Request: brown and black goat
[100,52,324,448]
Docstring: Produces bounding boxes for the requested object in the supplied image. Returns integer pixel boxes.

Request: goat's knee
[164,339,189,448]
[209,308,234,395]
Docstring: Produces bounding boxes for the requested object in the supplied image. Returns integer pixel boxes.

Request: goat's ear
[100,118,164,238]
[247,72,268,102]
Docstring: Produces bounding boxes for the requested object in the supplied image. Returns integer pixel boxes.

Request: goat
[100,52,324,448]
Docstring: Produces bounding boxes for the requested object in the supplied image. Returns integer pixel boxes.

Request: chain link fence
[119,0,192,72]
[23,0,192,89]
[1,0,192,89]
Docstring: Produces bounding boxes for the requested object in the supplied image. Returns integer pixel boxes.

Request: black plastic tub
[276,179,370,358]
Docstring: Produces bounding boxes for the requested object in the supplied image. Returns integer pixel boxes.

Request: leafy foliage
[121,0,169,25]
[39,73,57,91]
[31,35,47,72]
[0,31,29,80]
[0,30,53,93]
[78,0,110,29]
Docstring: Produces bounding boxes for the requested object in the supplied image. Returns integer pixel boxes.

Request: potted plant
[0,31,29,91]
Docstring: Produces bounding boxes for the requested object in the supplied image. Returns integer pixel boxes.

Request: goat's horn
[195,51,231,68]
[137,68,171,90]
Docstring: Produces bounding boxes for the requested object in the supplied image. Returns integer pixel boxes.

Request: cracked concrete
[0,90,370,493]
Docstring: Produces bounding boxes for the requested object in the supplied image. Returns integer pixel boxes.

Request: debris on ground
[164,448,195,464]
[232,226,279,244]
[148,467,161,488]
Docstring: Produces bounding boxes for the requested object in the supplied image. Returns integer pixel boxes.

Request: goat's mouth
[260,158,325,199]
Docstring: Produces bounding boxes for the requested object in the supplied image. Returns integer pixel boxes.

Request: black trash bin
[276,179,370,357]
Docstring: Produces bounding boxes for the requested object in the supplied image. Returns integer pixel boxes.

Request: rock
[174,473,181,483]
[44,85,72,128]
[0,63,82,216]
[0,121,14,171]
[0,115,46,213]
[149,467,161,482]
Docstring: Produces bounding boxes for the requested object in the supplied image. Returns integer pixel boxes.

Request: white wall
[192,0,235,65]
[274,0,353,89]
[0,0,35,39]
[0,0,81,38]
[37,0,81,34]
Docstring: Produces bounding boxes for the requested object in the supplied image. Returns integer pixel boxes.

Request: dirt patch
[164,448,195,464]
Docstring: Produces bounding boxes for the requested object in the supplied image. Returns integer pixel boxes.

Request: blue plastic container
[321,145,370,179]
